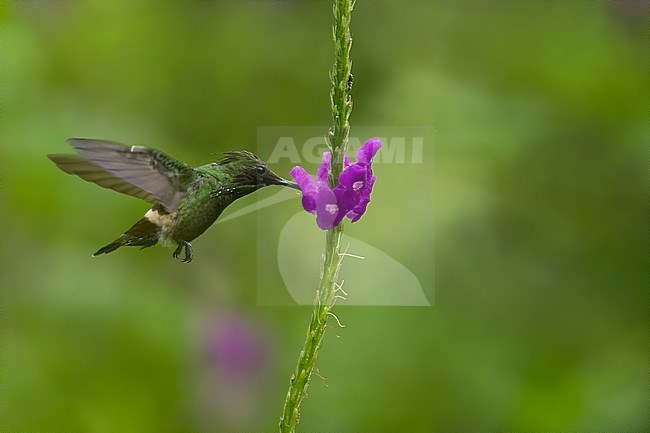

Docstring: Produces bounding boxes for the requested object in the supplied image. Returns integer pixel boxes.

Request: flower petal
[290,166,317,213]
[337,163,367,191]
[356,138,382,165]
[347,175,376,222]
[316,151,331,186]
[315,186,338,230]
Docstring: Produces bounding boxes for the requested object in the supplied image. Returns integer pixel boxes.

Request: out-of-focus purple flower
[290,138,381,230]
[207,313,266,378]
[201,311,270,426]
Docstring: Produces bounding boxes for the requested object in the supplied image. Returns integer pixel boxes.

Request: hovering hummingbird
[48,138,299,262]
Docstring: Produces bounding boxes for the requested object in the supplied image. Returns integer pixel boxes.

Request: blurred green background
[1,1,646,432]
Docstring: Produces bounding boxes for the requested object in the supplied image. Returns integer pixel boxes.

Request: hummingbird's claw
[172,243,183,260]
[172,241,193,263]
[182,242,193,263]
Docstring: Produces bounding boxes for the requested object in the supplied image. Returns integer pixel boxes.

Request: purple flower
[206,313,266,378]
[290,138,381,230]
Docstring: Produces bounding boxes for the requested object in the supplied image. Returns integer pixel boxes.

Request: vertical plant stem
[279,1,354,432]
[328,0,354,182]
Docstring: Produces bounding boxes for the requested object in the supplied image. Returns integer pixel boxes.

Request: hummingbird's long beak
[275,178,300,190]
[264,170,300,190]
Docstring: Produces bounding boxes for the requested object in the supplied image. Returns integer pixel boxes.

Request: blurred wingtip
[66,137,88,147]
[67,138,126,152]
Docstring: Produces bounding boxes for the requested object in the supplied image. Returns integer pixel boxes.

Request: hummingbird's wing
[51,138,195,211]
[48,153,158,203]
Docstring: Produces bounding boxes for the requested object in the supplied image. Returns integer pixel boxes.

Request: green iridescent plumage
[48,139,298,262]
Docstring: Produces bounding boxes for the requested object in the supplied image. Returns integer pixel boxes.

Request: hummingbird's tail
[93,235,129,256]
[93,217,160,257]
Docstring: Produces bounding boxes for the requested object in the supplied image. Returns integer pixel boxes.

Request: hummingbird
[48,138,299,262]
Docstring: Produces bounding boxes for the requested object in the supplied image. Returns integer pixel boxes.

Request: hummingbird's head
[217,151,299,191]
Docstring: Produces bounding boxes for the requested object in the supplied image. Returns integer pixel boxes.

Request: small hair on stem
[327,311,346,328]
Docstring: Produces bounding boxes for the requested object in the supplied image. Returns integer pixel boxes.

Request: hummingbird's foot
[172,241,193,263]
[172,243,183,260]
[182,242,193,263]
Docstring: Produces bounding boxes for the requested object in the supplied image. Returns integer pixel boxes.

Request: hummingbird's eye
[255,165,267,175]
